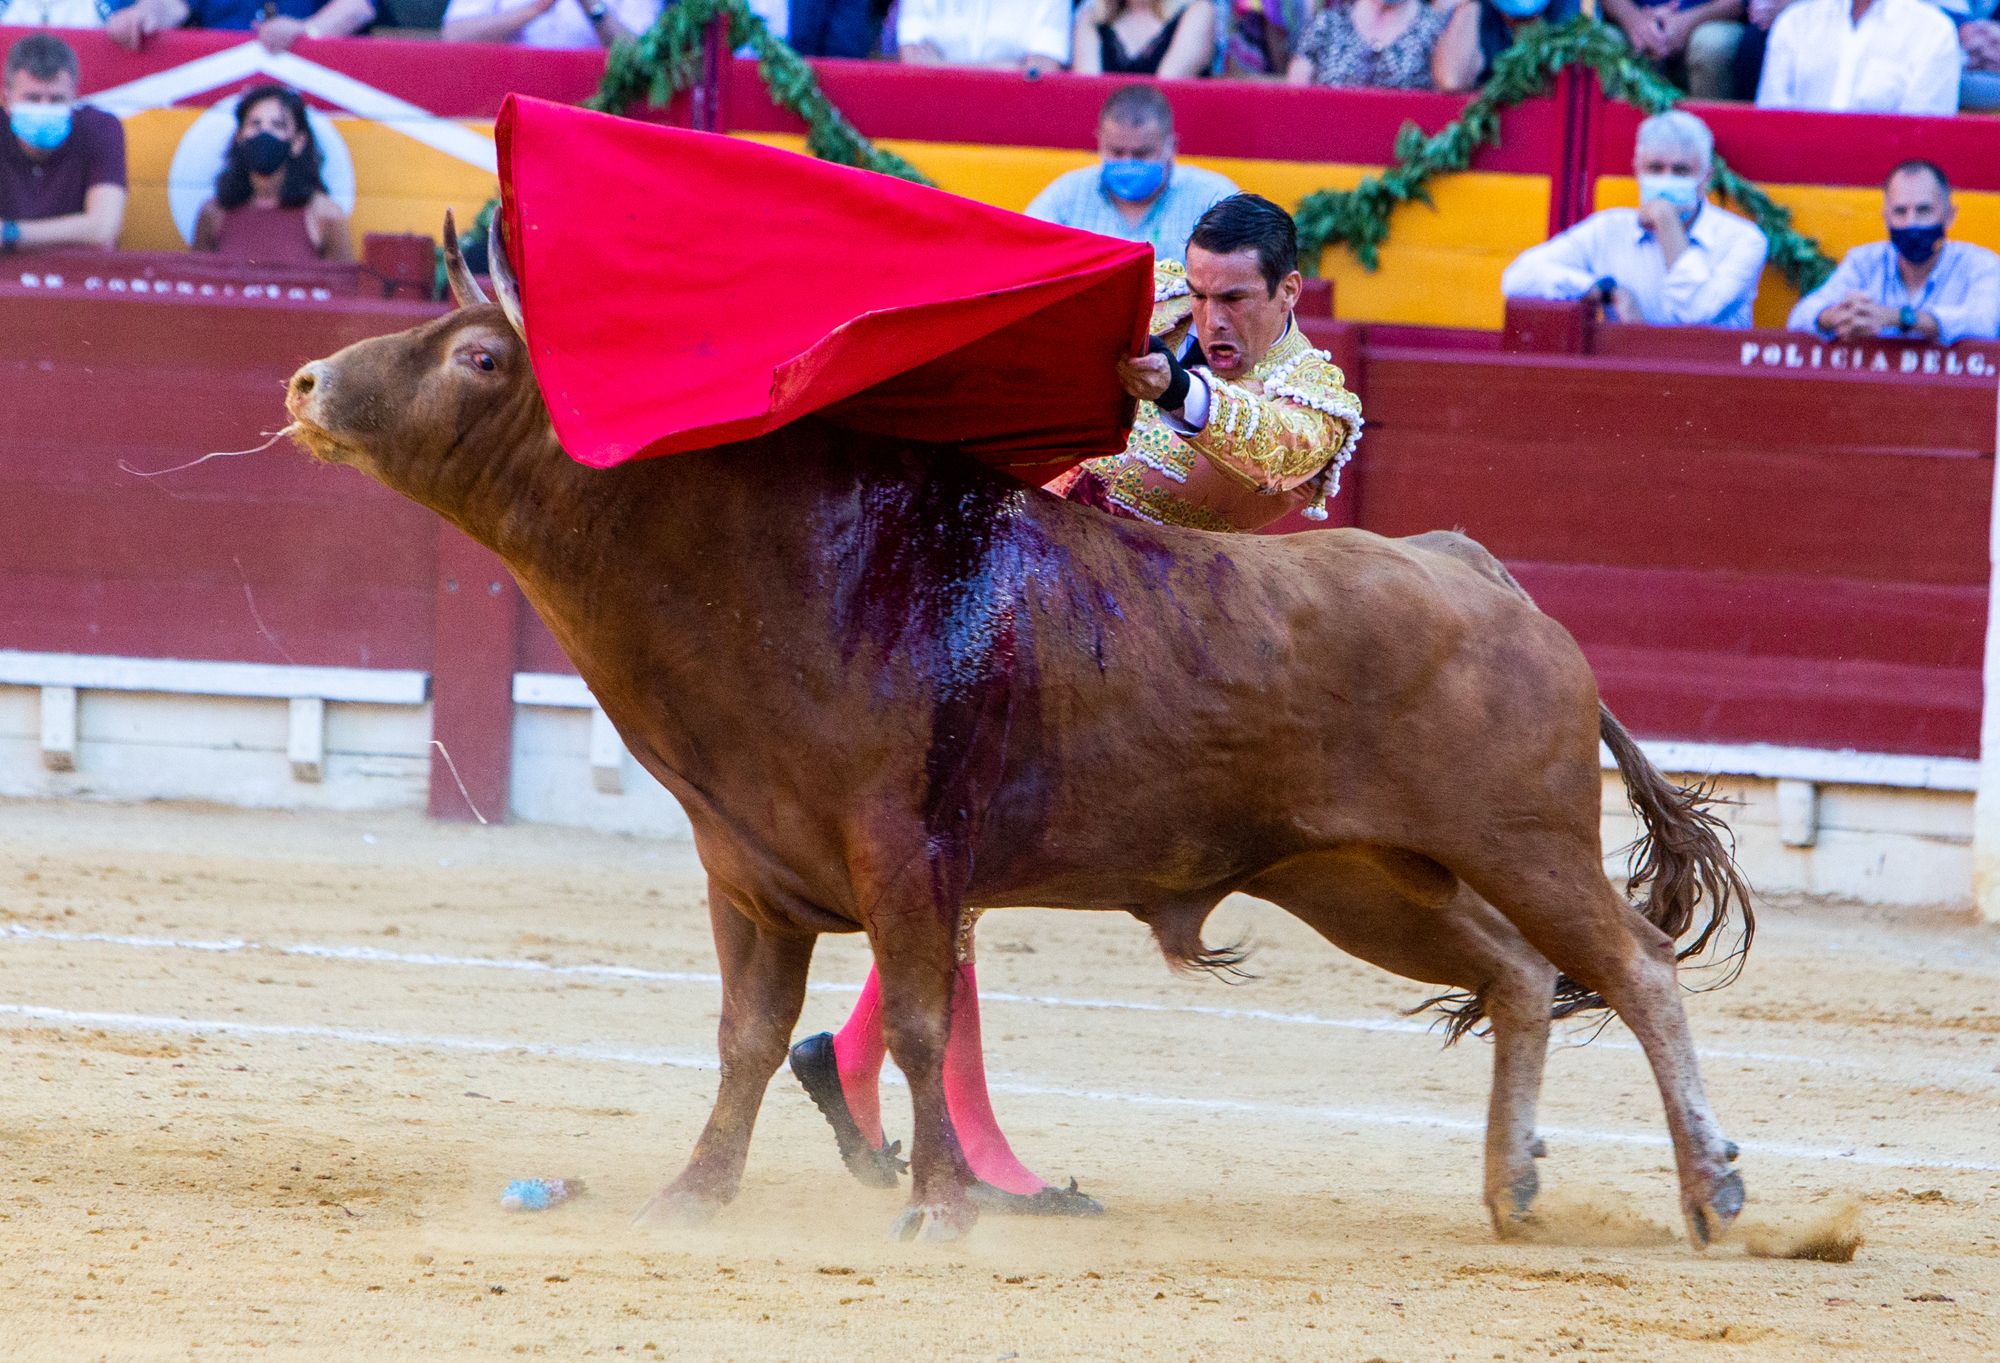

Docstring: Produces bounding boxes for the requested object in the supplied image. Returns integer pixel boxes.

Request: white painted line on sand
[0,1001,719,1072]
[4,1000,1998,1175]
[5,923,1989,1084]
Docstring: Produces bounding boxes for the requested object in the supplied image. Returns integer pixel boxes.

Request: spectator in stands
[1025,86,1236,264]
[192,85,351,267]
[1286,0,1476,91]
[1724,0,1788,103]
[897,0,1070,71]
[1599,0,1747,98]
[441,0,662,47]
[106,0,376,52]
[1500,109,1766,328]
[789,0,883,58]
[0,34,125,255]
[1789,161,1999,343]
[1941,0,2000,110]
[0,0,109,25]
[1434,0,1583,90]
[1756,0,1961,114]
[1071,0,1216,77]
[1227,0,1311,74]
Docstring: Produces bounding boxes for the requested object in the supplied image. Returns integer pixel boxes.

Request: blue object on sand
[500,1178,577,1211]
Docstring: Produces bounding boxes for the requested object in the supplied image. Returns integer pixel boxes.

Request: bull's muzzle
[286,362,334,436]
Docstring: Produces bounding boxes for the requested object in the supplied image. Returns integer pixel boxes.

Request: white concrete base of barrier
[0,668,1976,908]
[1601,773,1971,909]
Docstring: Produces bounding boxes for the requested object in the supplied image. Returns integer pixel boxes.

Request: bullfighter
[788,192,1365,1213]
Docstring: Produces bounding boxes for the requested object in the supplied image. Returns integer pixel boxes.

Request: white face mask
[1637,172,1704,222]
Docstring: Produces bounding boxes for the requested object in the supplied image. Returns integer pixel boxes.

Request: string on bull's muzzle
[118,425,299,479]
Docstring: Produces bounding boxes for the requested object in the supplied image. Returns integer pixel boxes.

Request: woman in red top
[192,84,351,266]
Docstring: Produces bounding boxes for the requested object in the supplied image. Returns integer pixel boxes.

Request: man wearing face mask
[1024,85,1237,266]
[0,34,126,256]
[1789,161,2000,345]
[1500,109,1766,328]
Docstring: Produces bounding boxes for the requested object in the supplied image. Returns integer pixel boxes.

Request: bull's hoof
[632,1183,728,1228]
[1487,1165,1541,1238]
[969,1177,1105,1217]
[1685,1168,1747,1250]
[890,1200,977,1243]
[788,1031,907,1189]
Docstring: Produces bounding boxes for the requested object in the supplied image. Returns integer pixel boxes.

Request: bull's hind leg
[638,879,816,1224]
[1451,834,1743,1249]
[1478,946,1555,1234]
[1248,854,1556,1234]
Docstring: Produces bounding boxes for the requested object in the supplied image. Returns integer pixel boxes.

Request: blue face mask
[1637,173,1703,222]
[1889,223,1945,265]
[10,101,73,152]
[1490,0,1549,13]
[1101,159,1167,204]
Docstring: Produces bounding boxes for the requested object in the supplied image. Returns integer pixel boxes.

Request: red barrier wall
[0,285,543,818]
[7,282,1993,775]
[1353,342,1994,756]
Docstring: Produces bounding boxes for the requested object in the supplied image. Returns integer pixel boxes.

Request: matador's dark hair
[1188,193,1299,296]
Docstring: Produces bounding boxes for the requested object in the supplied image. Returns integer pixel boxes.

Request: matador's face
[1184,245,1302,381]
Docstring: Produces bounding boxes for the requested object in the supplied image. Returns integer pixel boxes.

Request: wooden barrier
[0,284,542,819]
[1378,304,1998,757]
[4,278,1991,793]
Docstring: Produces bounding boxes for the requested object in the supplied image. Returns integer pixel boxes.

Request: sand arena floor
[1,798,1997,1362]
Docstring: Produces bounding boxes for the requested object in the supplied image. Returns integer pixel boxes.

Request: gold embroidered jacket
[1065,262,1364,532]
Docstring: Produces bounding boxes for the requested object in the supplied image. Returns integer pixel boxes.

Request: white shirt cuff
[1159,371,1209,434]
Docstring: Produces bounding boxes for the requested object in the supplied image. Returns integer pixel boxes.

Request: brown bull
[282,219,1752,1248]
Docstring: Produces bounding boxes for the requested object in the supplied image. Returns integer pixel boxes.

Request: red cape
[495,96,1154,484]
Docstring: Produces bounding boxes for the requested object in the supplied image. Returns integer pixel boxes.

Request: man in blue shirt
[106,0,376,52]
[1024,86,1236,267]
[1789,160,2000,345]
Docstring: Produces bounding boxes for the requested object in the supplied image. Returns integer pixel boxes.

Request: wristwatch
[1,220,18,254]
[1898,304,1918,333]
[583,0,608,20]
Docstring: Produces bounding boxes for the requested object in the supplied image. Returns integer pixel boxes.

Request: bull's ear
[488,214,527,343]
[442,210,490,309]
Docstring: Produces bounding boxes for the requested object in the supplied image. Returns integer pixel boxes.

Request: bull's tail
[1554,704,1757,1024]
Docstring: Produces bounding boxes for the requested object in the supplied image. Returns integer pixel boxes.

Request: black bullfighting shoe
[787,1031,908,1189]
[969,1177,1106,1217]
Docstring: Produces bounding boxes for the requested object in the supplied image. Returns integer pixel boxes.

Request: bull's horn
[488,214,527,342]
[442,210,489,308]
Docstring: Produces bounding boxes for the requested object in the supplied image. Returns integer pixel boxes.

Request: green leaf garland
[1294,16,1835,296]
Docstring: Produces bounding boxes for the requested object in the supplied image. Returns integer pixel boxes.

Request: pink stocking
[943,963,1048,1195]
[829,967,888,1149]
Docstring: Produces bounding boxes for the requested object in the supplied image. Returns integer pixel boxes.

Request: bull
[281,217,1752,1247]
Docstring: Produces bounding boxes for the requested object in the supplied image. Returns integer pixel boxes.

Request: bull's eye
[469,350,497,373]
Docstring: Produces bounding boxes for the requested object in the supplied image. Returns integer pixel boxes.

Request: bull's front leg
[637,879,815,1224]
[871,896,979,1242]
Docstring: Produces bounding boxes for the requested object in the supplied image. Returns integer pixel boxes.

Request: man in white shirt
[898,0,1071,72]
[1501,109,1769,329]
[1756,0,1962,115]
